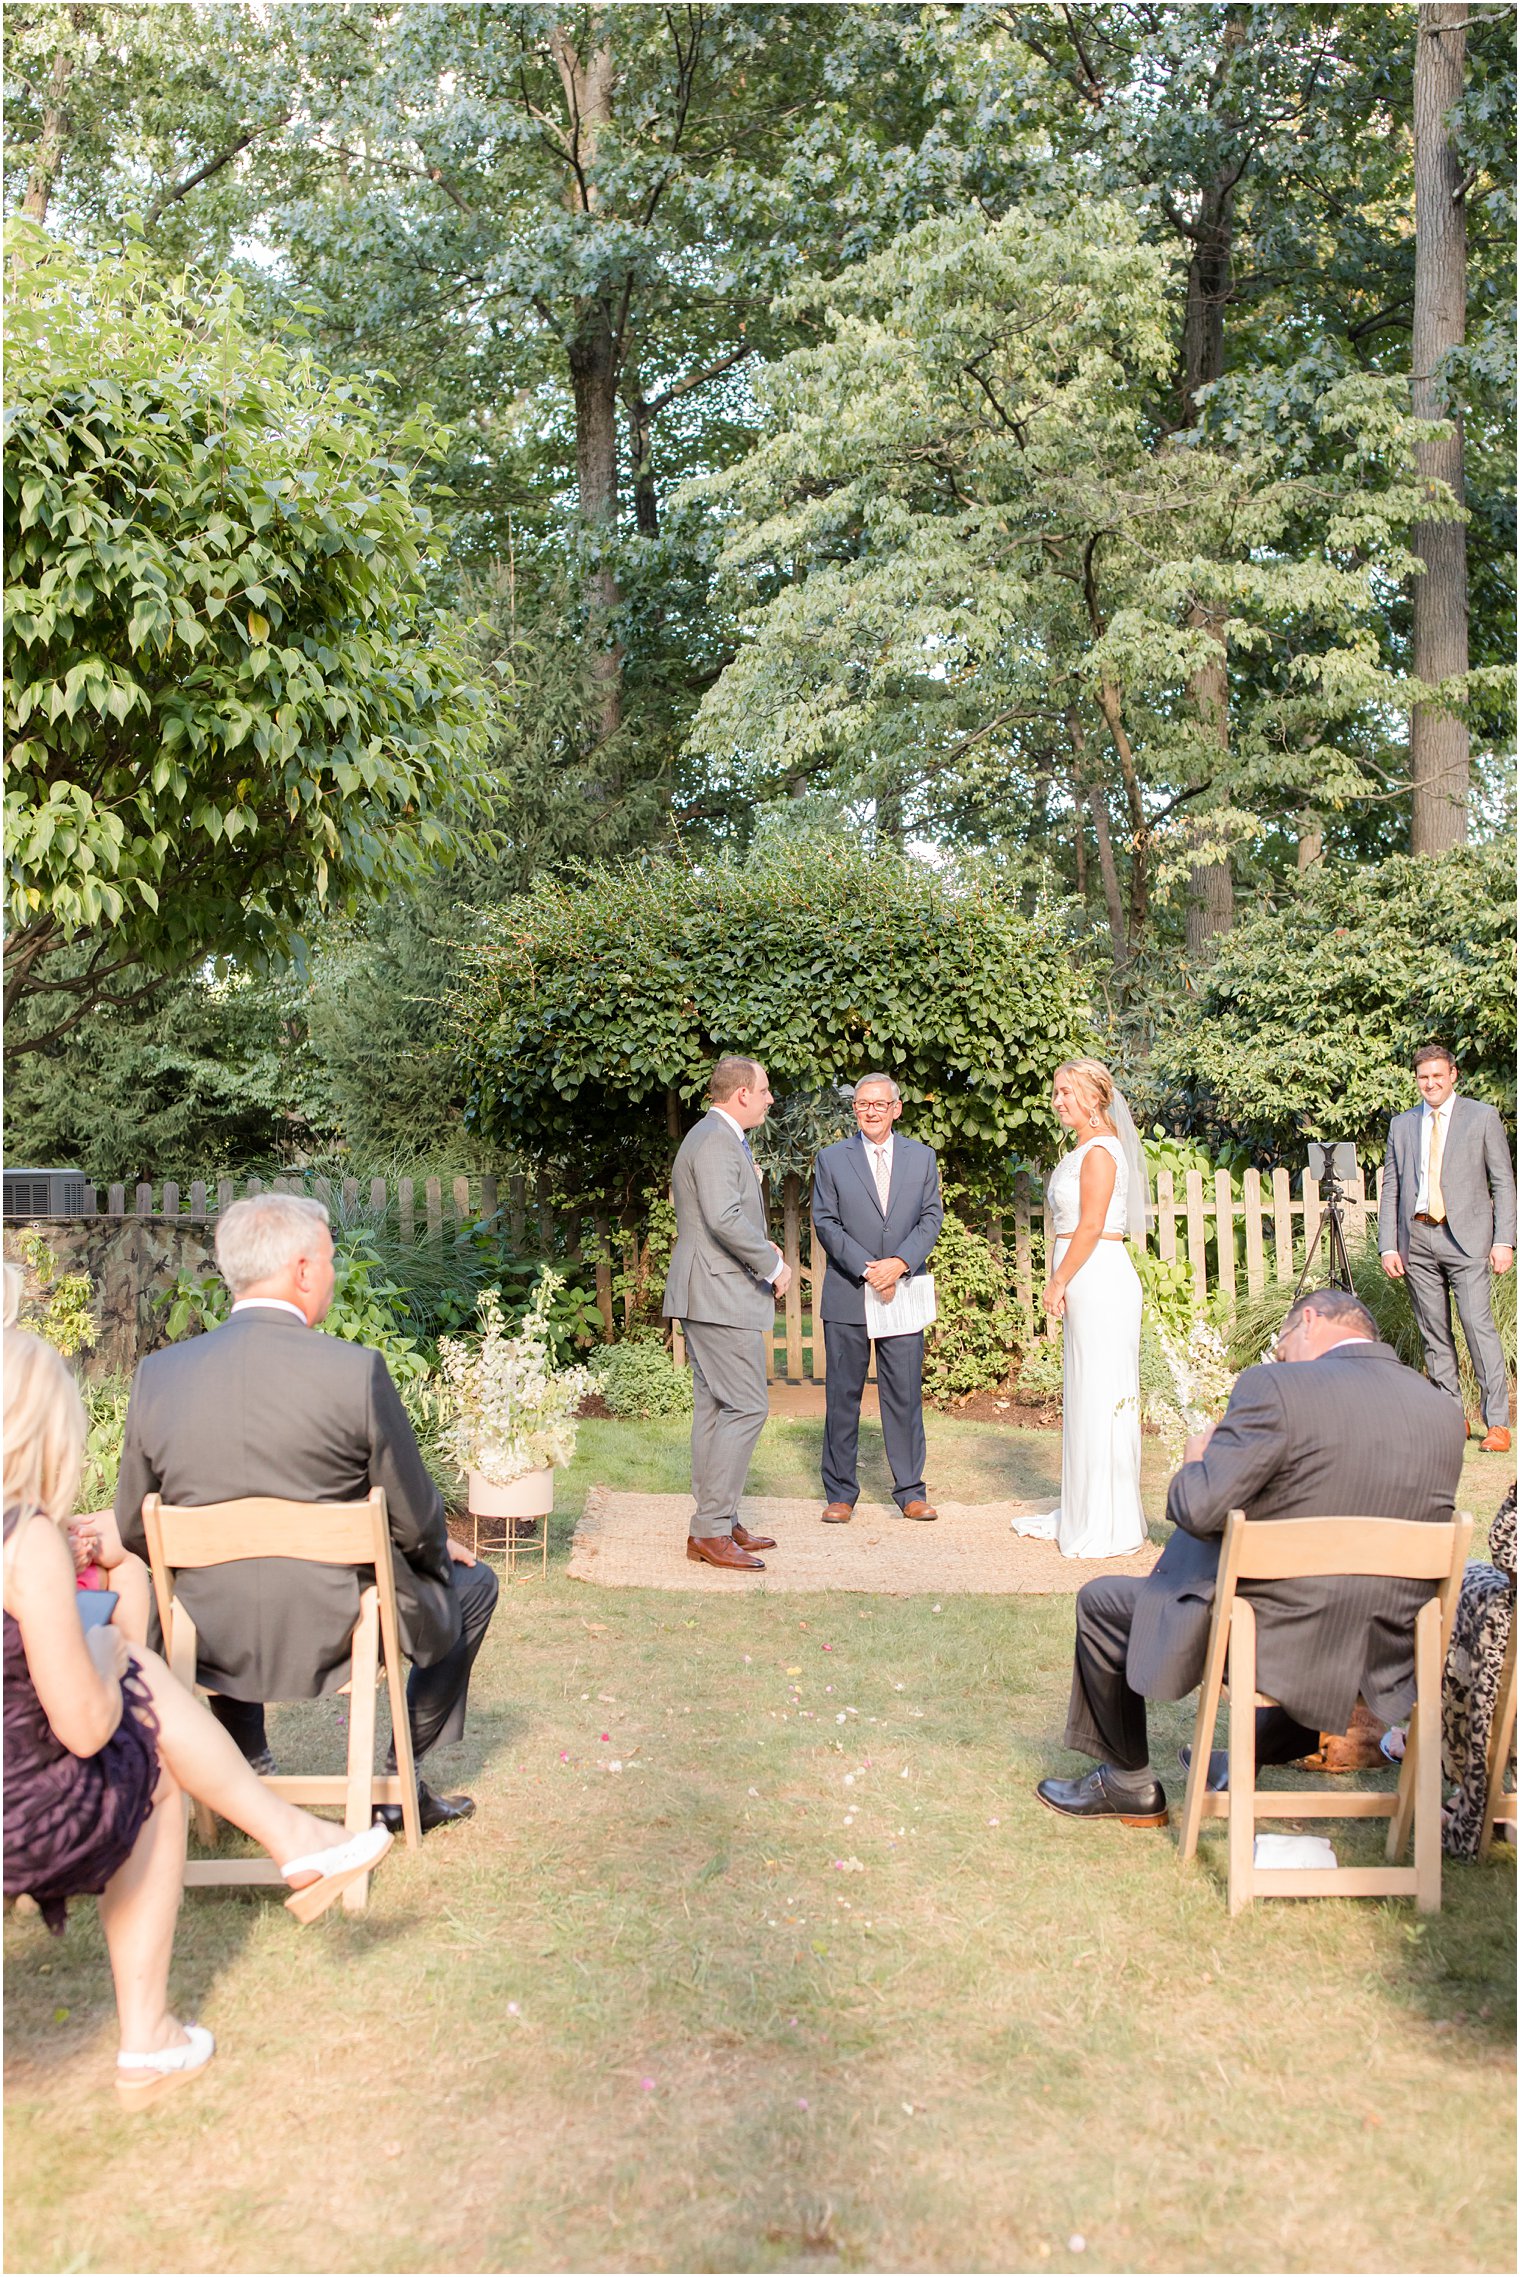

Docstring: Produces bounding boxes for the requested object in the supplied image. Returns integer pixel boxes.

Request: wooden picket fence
[39,1158,1383,1385]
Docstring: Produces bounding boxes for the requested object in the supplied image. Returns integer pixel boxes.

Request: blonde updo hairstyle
[1054,1058,1116,1127]
[4,1324,86,1525]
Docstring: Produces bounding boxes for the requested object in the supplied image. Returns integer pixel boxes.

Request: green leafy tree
[980,4,1516,884]
[683,200,1459,977]
[1153,846,1516,1149]
[450,837,1096,1207]
[3,960,338,1184]
[5,5,959,864]
[3,222,490,1047]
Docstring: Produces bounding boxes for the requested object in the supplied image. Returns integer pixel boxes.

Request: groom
[663,1056,791,1572]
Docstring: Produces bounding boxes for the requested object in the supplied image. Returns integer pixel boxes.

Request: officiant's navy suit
[811,1132,942,1513]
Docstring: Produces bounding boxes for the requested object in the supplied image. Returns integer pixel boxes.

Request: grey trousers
[821,1321,927,1509]
[682,1317,770,1538]
[1405,1218,1510,1426]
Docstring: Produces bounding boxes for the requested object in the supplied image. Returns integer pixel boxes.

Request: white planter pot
[467,1466,555,1520]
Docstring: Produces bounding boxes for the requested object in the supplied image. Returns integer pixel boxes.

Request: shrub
[588,1337,695,1419]
[451,839,1096,1202]
[15,1233,96,1359]
[1015,1333,1064,1407]
[922,1210,1023,1403]
[80,1374,131,1512]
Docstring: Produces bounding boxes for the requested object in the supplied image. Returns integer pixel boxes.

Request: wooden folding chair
[1478,1584,1518,1863]
[141,1490,423,1909]
[1177,1509,1472,1915]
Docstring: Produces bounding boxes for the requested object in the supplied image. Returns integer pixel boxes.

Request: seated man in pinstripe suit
[1036,1289,1467,1827]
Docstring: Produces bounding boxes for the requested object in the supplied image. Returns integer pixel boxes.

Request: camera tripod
[1290,1151,1356,1304]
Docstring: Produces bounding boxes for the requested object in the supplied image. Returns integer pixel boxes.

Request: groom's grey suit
[663,1111,781,1539]
[1379,1093,1516,1427]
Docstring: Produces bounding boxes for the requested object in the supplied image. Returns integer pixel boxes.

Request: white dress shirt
[867,1134,894,1199]
[1415,1094,1455,1216]
[230,1297,307,1322]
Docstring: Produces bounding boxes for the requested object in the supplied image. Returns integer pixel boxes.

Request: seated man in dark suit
[117,1193,498,1833]
[1036,1288,1467,1827]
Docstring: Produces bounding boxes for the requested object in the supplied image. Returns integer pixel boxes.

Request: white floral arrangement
[1147,1316,1236,1462]
[437,1271,593,1488]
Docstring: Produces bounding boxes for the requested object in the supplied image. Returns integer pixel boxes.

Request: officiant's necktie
[872,1144,891,1210]
[1427,1110,1447,1222]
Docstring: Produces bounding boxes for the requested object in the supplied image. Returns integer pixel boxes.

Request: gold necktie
[1428,1111,1447,1222]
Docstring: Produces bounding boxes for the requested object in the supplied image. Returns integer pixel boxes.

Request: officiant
[810,1075,943,1524]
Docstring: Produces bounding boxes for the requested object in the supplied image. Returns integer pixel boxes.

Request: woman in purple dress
[4,1321,396,2107]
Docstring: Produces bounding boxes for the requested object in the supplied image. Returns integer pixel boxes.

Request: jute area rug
[569,1487,1161,1595]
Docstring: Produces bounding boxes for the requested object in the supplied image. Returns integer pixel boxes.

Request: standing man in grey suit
[663,1056,791,1572]
[811,1074,943,1525]
[1380,1042,1516,1454]
[117,1193,498,1833]
[1035,1288,1465,1826]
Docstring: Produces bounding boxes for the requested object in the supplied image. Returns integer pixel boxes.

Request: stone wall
[4,1217,216,1381]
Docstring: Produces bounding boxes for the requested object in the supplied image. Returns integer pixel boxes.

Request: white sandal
[280,1822,393,1923]
[117,2022,215,2108]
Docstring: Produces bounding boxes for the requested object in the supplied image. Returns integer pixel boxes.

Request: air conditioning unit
[3,1168,91,1218]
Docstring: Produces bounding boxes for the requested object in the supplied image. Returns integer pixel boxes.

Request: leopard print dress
[1441,1484,1517,1860]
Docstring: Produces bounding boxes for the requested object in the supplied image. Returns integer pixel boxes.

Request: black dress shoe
[1035,1766,1169,1827]
[374,1780,476,1836]
[1178,1746,1230,1792]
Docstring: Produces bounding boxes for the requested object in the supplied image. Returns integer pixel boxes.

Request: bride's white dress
[1012,1135,1147,1559]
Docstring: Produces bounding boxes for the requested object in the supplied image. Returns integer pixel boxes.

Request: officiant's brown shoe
[687,1534,765,1571]
[1481,1427,1511,1454]
[821,1502,854,1524]
[732,1522,776,1551]
[901,1499,938,1522]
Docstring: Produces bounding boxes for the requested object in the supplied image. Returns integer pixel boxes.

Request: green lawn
[5,1418,1514,2274]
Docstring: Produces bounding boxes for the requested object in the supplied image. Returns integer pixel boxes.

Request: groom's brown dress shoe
[687,1535,765,1571]
[1481,1427,1511,1453]
[901,1499,938,1522]
[732,1522,776,1551]
[821,1502,854,1524]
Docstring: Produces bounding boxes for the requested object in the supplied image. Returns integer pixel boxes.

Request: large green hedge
[451,841,1095,1198]
[1157,848,1516,1150]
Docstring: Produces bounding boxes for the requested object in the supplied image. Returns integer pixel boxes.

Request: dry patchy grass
[5,1419,1514,2274]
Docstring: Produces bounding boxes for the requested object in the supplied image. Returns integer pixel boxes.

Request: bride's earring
[1089,1110,1101,1128]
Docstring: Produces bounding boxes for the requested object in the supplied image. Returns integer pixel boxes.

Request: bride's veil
[1109,1089,1149,1244]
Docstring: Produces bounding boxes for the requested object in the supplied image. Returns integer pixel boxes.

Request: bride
[1012,1058,1148,1559]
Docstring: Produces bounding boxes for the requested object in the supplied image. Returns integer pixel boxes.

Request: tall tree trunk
[1175,10,1248,948]
[1177,171,1237,429]
[1068,709,1125,964]
[1093,680,1150,954]
[1184,615,1235,956]
[1410,2,1469,853]
[624,364,659,536]
[1296,814,1325,871]
[22,42,72,222]
[551,18,624,747]
[1087,787,1125,958]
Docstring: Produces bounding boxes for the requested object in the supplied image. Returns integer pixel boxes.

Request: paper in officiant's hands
[864,1271,937,1340]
